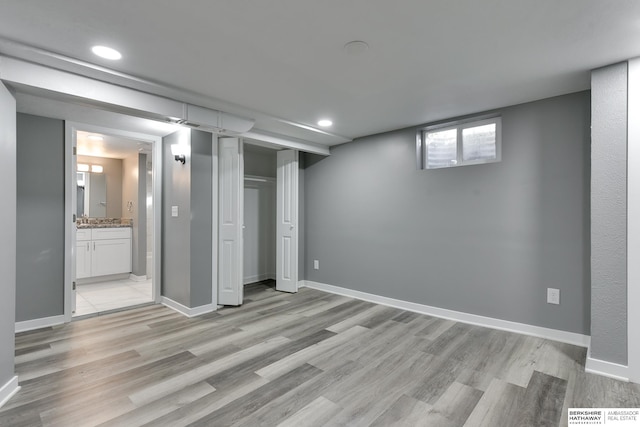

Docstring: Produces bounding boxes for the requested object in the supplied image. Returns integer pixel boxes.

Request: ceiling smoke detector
[343,40,369,56]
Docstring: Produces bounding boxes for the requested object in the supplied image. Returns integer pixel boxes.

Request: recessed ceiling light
[318,119,333,127]
[91,45,122,60]
[88,134,104,141]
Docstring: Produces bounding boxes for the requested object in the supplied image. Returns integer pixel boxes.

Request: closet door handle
[86,242,89,252]
[93,242,96,251]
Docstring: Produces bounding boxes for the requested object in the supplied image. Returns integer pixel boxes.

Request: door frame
[211,133,219,309]
[627,58,640,383]
[64,122,163,321]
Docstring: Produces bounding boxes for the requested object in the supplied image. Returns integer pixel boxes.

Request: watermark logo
[568,409,640,426]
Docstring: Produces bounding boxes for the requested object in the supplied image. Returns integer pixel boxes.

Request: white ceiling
[76,130,152,159]
[2,0,640,146]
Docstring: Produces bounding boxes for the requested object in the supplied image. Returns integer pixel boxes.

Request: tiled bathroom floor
[74,278,153,317]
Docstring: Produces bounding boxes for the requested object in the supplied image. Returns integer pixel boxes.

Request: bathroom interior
[74,130,154,317]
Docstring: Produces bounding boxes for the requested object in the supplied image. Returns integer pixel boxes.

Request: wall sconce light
[77,163,90,172]
[171,144,188,164]
[91,165,103,173]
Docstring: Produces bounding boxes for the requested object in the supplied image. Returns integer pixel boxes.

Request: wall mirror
[77,172,107,218]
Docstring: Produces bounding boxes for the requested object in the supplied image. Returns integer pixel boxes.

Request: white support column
[627,58,640,384]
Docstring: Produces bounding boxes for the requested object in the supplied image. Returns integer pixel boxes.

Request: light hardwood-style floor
[2,281,639,426]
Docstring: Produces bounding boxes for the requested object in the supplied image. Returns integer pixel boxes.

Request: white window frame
[417,115,502,170]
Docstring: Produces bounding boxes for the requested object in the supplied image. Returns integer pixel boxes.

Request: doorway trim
[211,133,219,309]
[627,58,640,384]
[64,121,163,322]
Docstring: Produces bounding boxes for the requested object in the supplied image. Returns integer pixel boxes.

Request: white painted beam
[0,55,330,155]
[0,56,182,120]
[244,129,330,156]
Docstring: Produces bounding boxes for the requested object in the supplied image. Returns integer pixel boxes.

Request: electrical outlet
[314,260,319,270]
[547,288,560,305]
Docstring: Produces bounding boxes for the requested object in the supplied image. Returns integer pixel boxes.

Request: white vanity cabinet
[91,228,132,276]
[76,229,92,279]
[76,227,132,279]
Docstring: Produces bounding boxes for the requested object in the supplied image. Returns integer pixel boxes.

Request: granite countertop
[77,223,132,229]
[77,218,133,229]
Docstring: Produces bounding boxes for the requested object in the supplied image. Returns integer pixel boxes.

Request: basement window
[418,116,501,169]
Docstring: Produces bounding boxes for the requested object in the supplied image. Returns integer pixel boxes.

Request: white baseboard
[0,376,19,409]
[585,350,630,382]
[302,280,591,348]
[161,297,215,318]
[243,273,276,285]
[129,274,148,282]
[77,273,130,285]
[15,315,66,333]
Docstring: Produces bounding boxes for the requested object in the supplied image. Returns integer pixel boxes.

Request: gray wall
[161,128,213,308]
[591,63,628,365]
[244,144,277,177]
[0,82,16,390]
[189,130,213,306]
[304,91,591,335]
[16,113,65,322]
[162,129,191,305]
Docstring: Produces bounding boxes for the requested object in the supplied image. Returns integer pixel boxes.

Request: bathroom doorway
[68,124,161,318]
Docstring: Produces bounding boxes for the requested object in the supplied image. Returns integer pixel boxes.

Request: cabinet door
[92,238,132,277]
[76,241,92,279]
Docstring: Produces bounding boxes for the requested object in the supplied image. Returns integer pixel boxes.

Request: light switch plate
[171,206,179,217]
[314,260,319,270]
[547,288,560,305]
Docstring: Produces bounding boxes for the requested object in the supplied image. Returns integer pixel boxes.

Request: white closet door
[218,137,244,305]
[276,150,298,293]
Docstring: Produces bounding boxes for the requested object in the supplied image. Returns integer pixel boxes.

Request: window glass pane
[425,128,457,169]
[462,123,496,162]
